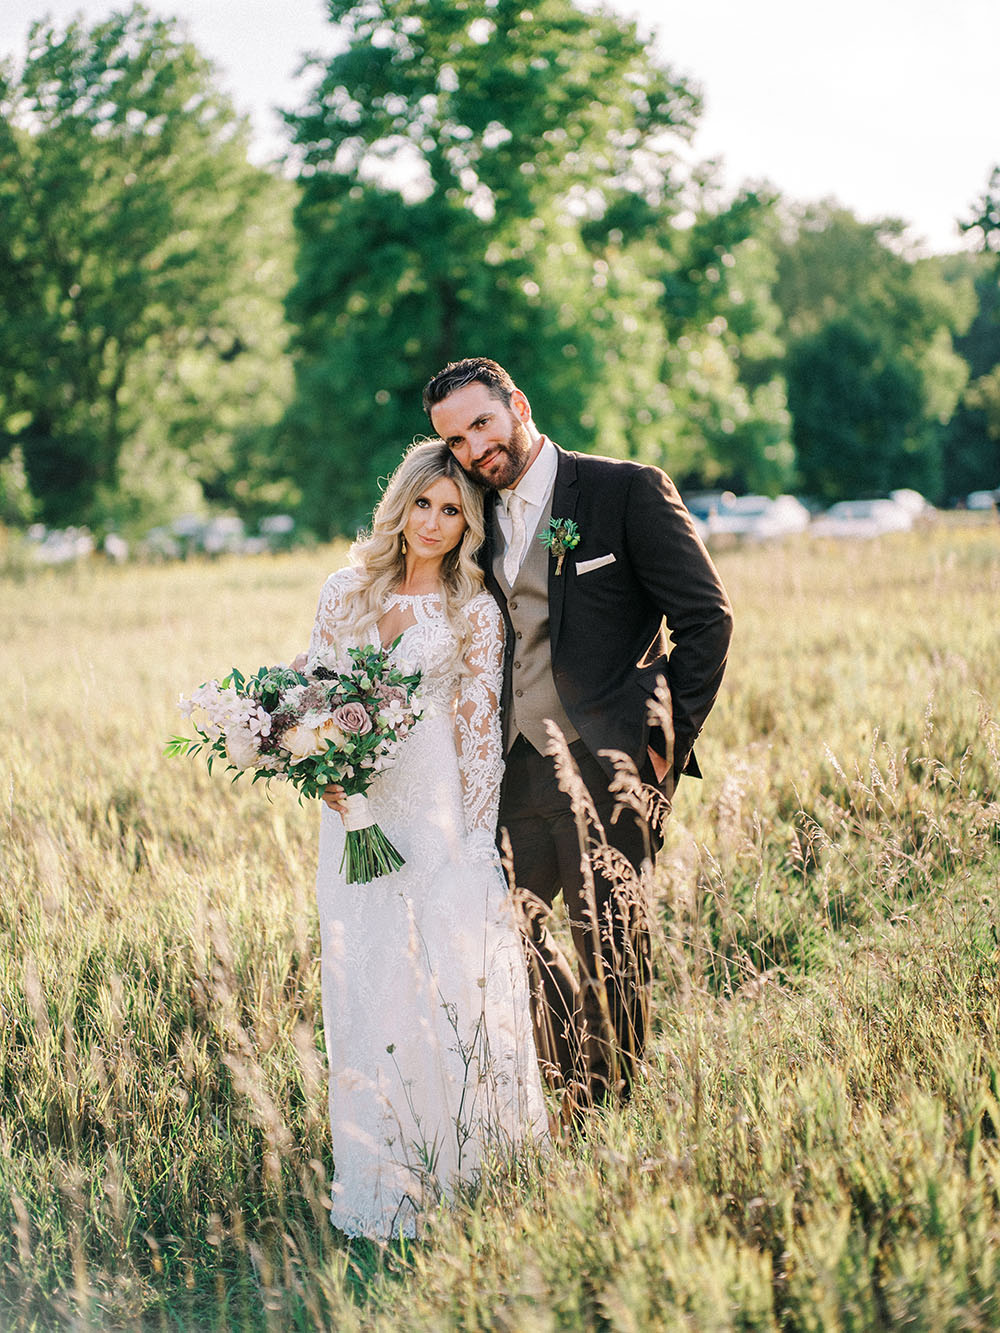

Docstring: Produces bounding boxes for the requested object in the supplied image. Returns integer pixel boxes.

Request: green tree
[654,184,792,494]
[774,203,972,501]
[947,167,1000,492]
[0,6,293,529]
[938,253,1000,498]
[281,0,701,536]
[787,318,929,500]
[113,174,298,531]
[962,165,1000,255]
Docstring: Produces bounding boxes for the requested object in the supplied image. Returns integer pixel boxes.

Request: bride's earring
[401,535,407,556]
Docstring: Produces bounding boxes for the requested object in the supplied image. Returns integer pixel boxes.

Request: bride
[306,438,548,1239]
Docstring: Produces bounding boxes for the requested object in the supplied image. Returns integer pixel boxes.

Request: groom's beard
[466,418,533,491]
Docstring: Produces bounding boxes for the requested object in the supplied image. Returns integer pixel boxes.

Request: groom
[424,357,733,1110]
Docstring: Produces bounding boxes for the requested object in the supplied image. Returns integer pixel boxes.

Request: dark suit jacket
[481,445,733,787]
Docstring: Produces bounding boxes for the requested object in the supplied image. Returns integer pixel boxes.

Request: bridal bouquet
[167,643,422,882]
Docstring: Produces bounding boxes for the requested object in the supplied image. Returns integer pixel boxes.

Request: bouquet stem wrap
[342,792,375,832]
[339,793,405,883]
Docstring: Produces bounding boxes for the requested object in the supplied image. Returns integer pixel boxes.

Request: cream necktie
[503,491,527,587]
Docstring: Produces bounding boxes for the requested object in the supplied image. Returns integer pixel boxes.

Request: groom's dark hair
[421,357,517,416]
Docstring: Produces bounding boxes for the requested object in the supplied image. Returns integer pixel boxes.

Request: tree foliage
[281,0,702,536]
[1,4,995,534]
[0,6,294,529]
[949,167,1000,488]
[786,318,926,499]
[773,204,972,500]
[962,164,1000,255]
[655,185,792,493]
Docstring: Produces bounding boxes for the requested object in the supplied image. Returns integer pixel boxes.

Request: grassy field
[2,517,999,1331]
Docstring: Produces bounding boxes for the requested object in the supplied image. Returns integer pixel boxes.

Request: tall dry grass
[2,519,999,1330]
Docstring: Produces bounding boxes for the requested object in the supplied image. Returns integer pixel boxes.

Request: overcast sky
[2,0,997,254]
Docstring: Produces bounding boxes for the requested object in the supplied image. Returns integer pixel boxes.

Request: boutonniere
[538,517,581,575]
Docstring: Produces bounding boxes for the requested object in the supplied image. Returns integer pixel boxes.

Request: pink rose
[330,701,373,735]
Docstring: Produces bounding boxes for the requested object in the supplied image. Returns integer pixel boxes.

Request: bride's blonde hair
[333,439,488,665]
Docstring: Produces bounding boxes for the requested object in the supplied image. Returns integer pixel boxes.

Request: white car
[27,525,95,564]
[708,493,811,541]
[889,488,935,520]
[810,499,914,539]
[201,515,246,555]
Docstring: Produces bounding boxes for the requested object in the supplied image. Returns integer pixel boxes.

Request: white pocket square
[575,553,617,575]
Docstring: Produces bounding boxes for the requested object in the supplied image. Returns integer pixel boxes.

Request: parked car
[201,515,246,555]
[102,532,129,563]
[707,493,811,541]
[682,491,728,524]
[139,526,182,560]
[966,488,999,511]
[258,513,298,552]
[677,491,715,541]
[889,488,936,521]
[26,524,95,564]
[810,499,914,539]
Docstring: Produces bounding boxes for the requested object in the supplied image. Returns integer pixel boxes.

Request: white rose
[315,716,348,749]
[283,723,323,758]
[226,729,261,769]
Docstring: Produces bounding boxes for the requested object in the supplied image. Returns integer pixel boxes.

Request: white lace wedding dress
[308,567,548,1239]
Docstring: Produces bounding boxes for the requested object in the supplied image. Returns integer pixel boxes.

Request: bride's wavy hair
[334,438,488,666]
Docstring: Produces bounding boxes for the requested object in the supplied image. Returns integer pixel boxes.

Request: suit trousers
[498,735,663,1107]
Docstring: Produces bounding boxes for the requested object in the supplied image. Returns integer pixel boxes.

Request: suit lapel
[547,447,579,652]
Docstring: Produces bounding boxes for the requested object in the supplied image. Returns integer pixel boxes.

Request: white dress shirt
[496,435,558,582]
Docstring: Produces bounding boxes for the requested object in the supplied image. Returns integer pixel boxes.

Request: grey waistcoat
[493,493,579,754]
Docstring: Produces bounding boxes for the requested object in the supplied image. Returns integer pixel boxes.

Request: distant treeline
[1,2,998,539]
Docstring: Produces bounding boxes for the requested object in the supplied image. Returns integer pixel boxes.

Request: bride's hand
[322,783,347,817]
[290,651,309,671]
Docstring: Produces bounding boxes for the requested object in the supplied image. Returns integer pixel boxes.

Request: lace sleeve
[454,593,505,842]
[308,568,357,662]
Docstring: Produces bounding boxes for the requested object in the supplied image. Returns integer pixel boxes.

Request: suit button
[515,688,524,697]
[516,630,522,639]
[514,660,521,669]
[509,600,518,610]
